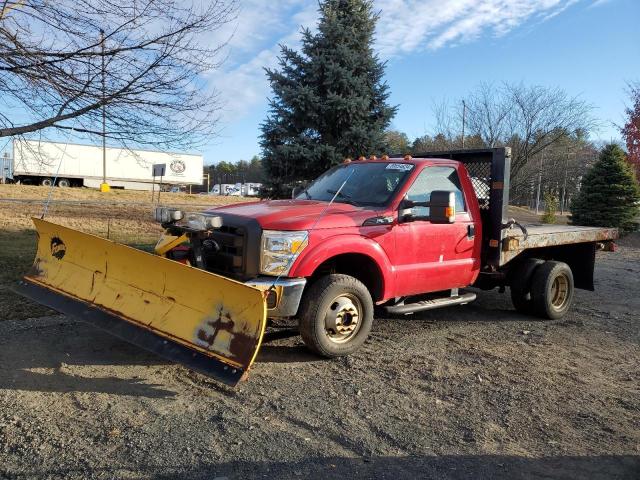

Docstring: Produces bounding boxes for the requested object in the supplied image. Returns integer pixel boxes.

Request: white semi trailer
[9,140,203,190]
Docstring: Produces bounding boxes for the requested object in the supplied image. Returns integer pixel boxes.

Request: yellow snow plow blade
[15,218,267,386]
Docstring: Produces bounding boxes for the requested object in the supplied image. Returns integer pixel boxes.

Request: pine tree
[570,144,640,233]
[260,0,396,196]
[541,192,558,224]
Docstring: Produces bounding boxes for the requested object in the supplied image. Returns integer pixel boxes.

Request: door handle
[467,225,475,239]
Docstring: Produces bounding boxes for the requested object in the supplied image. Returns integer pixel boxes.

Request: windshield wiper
[299,189,311,199]
[326,189,359,206]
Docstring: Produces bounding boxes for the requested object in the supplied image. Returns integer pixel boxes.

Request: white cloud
[589,0,614,7]
[205,0,318,117]
[209,0,583,122]
[374,0,580,56]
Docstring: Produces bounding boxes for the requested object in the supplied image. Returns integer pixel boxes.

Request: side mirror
[429,191,456,224]
[291,186,304,199]
[398,197,419,222]
[398,191,456,223]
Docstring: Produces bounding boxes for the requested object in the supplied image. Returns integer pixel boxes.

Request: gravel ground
[0,236,638,479]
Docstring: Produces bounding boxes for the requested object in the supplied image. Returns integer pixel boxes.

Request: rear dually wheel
[530,261,574,320]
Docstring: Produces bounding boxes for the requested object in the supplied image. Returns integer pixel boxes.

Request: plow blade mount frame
[15,218,268,386]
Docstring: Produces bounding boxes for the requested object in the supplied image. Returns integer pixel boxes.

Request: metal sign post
[152,163,166,203]
[1,152,8,184]
[99,29,110,193]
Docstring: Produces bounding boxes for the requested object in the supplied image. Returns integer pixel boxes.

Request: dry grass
[508,205,570,225]
[0,184,254,206]
[0,202,162,321]
[0,185,250,321]
[0,229,52,320]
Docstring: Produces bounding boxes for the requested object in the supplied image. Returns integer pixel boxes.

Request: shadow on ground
[12,455,640,480]
[0,316,174,398]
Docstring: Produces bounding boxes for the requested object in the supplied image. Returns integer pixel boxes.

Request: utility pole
[561,149,570,215]
[461,100,466,149]
[99,29,110,192]
[535,148,545,215]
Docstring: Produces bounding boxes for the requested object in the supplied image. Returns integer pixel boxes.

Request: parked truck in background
[7,140,203,190]
[17,147,618,385]
[209,183,262,196]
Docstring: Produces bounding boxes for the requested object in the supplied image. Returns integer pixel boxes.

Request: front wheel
[298,274,374,357]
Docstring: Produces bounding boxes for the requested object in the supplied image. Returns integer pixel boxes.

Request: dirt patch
[0,189,637,478]
[0,243,638,479]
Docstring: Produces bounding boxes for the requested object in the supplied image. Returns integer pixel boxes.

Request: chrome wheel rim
[550,274,570,310]
[324,293,363,344]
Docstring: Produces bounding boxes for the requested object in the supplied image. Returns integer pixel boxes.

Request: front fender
[289,234,395,300]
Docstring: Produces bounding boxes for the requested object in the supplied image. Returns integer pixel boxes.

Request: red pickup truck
[158,148,617,358]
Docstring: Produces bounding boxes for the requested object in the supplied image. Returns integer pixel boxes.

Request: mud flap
[14,219,267,386]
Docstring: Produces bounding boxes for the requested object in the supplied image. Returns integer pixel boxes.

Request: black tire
[57,178,71,188]
[40,177,53,187]
[298,274,374,357]
[509,258,544,315]
[530,261,574,320]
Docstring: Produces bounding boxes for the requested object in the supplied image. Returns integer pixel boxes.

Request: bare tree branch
[425,82,596,205]
[0,0,238,149]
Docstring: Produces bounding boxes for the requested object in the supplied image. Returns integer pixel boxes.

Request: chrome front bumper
[244,277,307,318]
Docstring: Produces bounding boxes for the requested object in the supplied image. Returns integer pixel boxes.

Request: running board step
[384,292,477,315]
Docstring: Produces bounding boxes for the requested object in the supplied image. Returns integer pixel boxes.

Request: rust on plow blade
[14,218,267,386]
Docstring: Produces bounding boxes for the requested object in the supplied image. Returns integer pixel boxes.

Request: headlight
[174,212,222,231]
[154,207,184,223]
[260,230,308,276]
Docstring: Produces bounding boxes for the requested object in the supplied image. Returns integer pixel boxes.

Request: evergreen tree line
[205,156,266,187]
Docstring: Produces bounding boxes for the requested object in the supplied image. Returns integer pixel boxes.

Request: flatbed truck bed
[501,224,618,264]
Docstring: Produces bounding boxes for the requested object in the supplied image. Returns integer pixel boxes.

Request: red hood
[205,200,381,230]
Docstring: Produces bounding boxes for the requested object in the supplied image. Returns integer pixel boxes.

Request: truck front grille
[204,225,247,280]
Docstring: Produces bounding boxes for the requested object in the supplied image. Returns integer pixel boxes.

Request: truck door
[393,166,478,296]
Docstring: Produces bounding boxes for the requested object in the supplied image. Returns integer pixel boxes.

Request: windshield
[297,162,414,207]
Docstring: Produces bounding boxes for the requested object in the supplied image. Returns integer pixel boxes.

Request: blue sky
[202,0,639,165]
[3,0,638,165]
